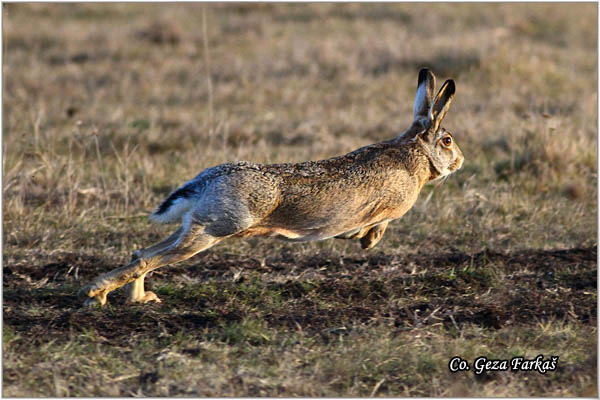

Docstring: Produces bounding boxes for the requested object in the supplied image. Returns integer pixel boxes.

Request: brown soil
[3,246,596,347]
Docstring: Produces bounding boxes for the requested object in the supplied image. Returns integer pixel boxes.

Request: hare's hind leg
[124,227,184,303]
[125,225,221,304]
[125,271,159,303]
[130,227,183,262]
[80,224,220,306]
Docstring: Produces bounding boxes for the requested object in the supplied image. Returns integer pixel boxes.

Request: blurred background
[3,3,597,397]
[3,3,596,255]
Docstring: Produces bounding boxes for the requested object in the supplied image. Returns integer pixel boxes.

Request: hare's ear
[413,68,436,121]
[428,79,455,133]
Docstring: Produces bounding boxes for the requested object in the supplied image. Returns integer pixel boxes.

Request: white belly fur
[271,219,391,242]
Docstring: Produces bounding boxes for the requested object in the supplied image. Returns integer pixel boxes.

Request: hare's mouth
[450,157,464,171]
[430,157,463,183]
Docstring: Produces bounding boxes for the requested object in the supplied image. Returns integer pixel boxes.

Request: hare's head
[409,68,464,180]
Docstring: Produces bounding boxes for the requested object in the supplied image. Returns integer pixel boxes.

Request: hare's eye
[442,136,452,147]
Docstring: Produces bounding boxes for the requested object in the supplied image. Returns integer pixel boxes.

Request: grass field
[2,3,597,396]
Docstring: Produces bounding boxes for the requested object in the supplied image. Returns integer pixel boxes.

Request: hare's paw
[360,222,389,250]
[142,291,162,303]
[83,294,107,307]
[78,283,109,306]
[127,290,162,304]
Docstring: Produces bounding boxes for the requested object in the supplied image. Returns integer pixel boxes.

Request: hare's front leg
[79,224,220,306]
[360,221,389,250]
[335,221,389,250]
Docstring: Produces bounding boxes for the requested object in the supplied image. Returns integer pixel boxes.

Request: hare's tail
[149,185,196,224]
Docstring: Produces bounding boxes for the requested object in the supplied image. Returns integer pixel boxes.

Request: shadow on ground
[3,246,596,347]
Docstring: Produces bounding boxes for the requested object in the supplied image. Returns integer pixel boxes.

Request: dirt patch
[3,246,596,346]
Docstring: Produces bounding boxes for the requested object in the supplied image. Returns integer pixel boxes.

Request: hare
[79,68,463,306]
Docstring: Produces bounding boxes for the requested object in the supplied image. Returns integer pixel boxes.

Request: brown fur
[79,69,464,307]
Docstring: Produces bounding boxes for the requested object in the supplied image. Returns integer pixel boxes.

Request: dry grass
[2,3,597,397]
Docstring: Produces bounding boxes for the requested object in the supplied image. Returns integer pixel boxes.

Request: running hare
[79,68,463,306]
